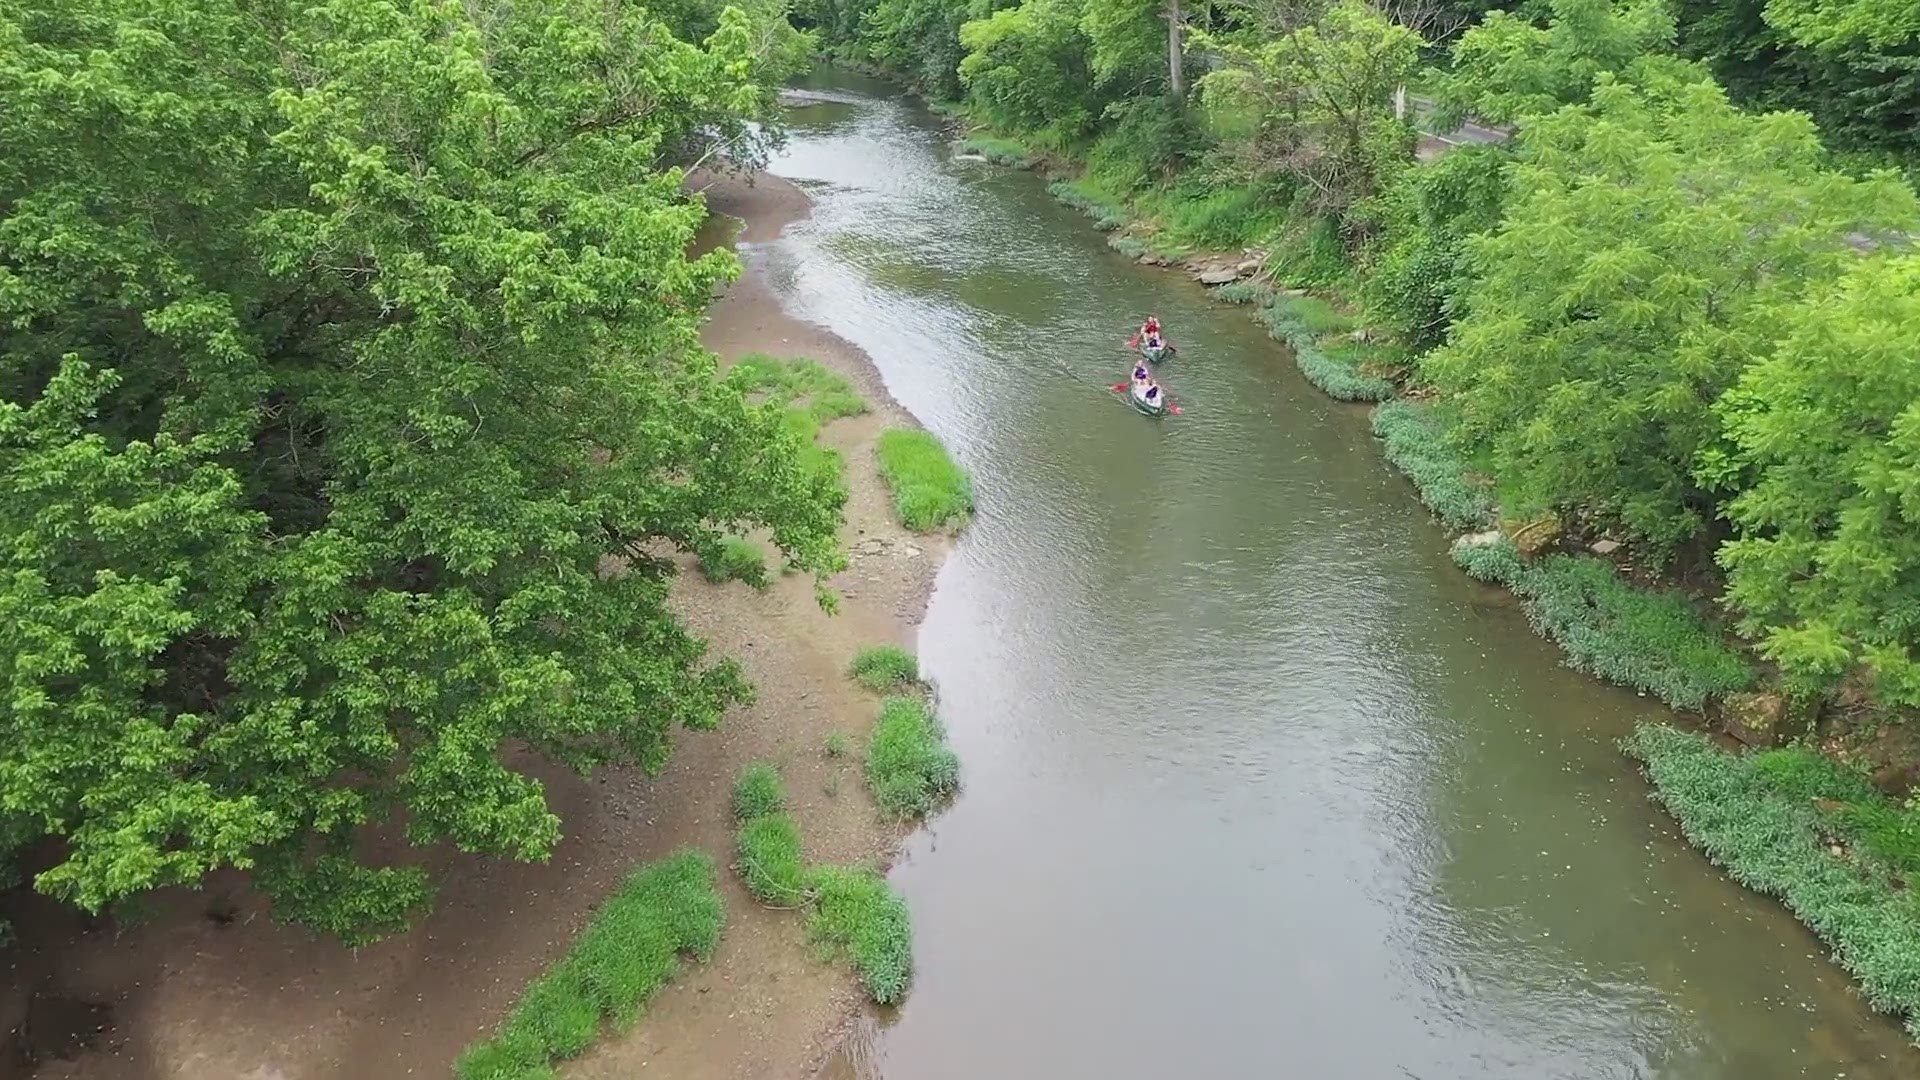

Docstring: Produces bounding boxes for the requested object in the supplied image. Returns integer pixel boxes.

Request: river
[752,70,1916,1080]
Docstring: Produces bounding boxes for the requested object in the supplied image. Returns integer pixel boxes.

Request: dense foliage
[1,0,832,937]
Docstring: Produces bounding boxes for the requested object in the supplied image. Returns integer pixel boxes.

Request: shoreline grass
[866,695,960,820]
[1627,724,1920,1037]
[1452,536,1752,711]
[728,764,917,1003]
[1371,399,1496,530]
[806,864,913,1005]
[875,428,973,533]
[454,851,724,1080]
[848,645,919,692]
[730,353,870,426]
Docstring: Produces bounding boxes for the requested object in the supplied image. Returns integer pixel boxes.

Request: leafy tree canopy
[0,0,840,940]
[1424,68,1920,553]
[1711,255,1920,705]
[1764,0,1920,50]
[1434,0,1691,127]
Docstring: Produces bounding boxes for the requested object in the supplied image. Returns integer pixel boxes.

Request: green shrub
[806,864,913,1005]
[732,762,785,822]
[865,695,960,819]
[1153,184,1288,250]
[737,814,807,904]
[1517,555,1752,711]
[1373,400,1497,530]
[1107,234,1150,260]
[699,535,769,588]
[1626,724,1920,1036]
[1292,342,1395,402]
[848,645,919,692]
[824,732,850,759]
[454,851,724,1079]
[875,429,973,533]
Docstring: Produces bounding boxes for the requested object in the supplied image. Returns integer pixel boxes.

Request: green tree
[1764,0,1919,50]
[959,0,1107,135]
[1196,0,1424,217]
[1433,0,1690,127]
[0,0,843,940]
[1710,256,1920,705]
[1423,69,1919,552]
[1675,0,1920,175]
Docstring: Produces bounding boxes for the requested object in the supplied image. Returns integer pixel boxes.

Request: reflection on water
[774,70,1916,1080]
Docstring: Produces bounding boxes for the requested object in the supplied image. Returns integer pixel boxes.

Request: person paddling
[1128,315,1165,349]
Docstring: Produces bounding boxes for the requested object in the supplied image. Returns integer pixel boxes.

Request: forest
[6,0,1920,974]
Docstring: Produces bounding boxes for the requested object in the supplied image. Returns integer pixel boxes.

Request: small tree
[1196,0,1427,217]
[1711,255,1920,704]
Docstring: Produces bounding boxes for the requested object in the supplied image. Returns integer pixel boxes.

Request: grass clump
[1048,180,1125,225]
[1626,724,1920,1035]
[875,428,973,533]
[1292,341,1395,402]
[699,535,769,588]
[824,732,850,759]
[1210,280,1271,306]
[866,695,960,820]
[454,851,724,1080]
[806,864,913,1005]
[848,645,919,692]
[732,762,785,822]
[1374,400,1496,530]
[737,814,807,905]
[730,354,869,426]
[1449,538,1748,709]
[1449,533,1526,584]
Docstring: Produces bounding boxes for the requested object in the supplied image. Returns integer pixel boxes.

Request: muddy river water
[756,71,1917,1080]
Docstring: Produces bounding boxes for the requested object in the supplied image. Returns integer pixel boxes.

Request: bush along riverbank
[865,0,1920,1036]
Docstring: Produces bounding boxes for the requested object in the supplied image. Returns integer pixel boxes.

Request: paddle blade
[1111,383,1128,392]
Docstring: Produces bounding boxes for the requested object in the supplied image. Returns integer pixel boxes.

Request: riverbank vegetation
[849,645,922,692]
[1627,726,1920,1035]
[729,763,917,1002]
[0,0,841,940]
[455,851,726,1080]
[791,0,1920,1026]
[876,428,976,532]
[866,695,963,820]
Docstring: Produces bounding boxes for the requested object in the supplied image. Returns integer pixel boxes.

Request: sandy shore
[2,169,942,1080]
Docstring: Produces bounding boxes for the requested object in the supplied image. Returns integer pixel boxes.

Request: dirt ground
[0,170,940,1080]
